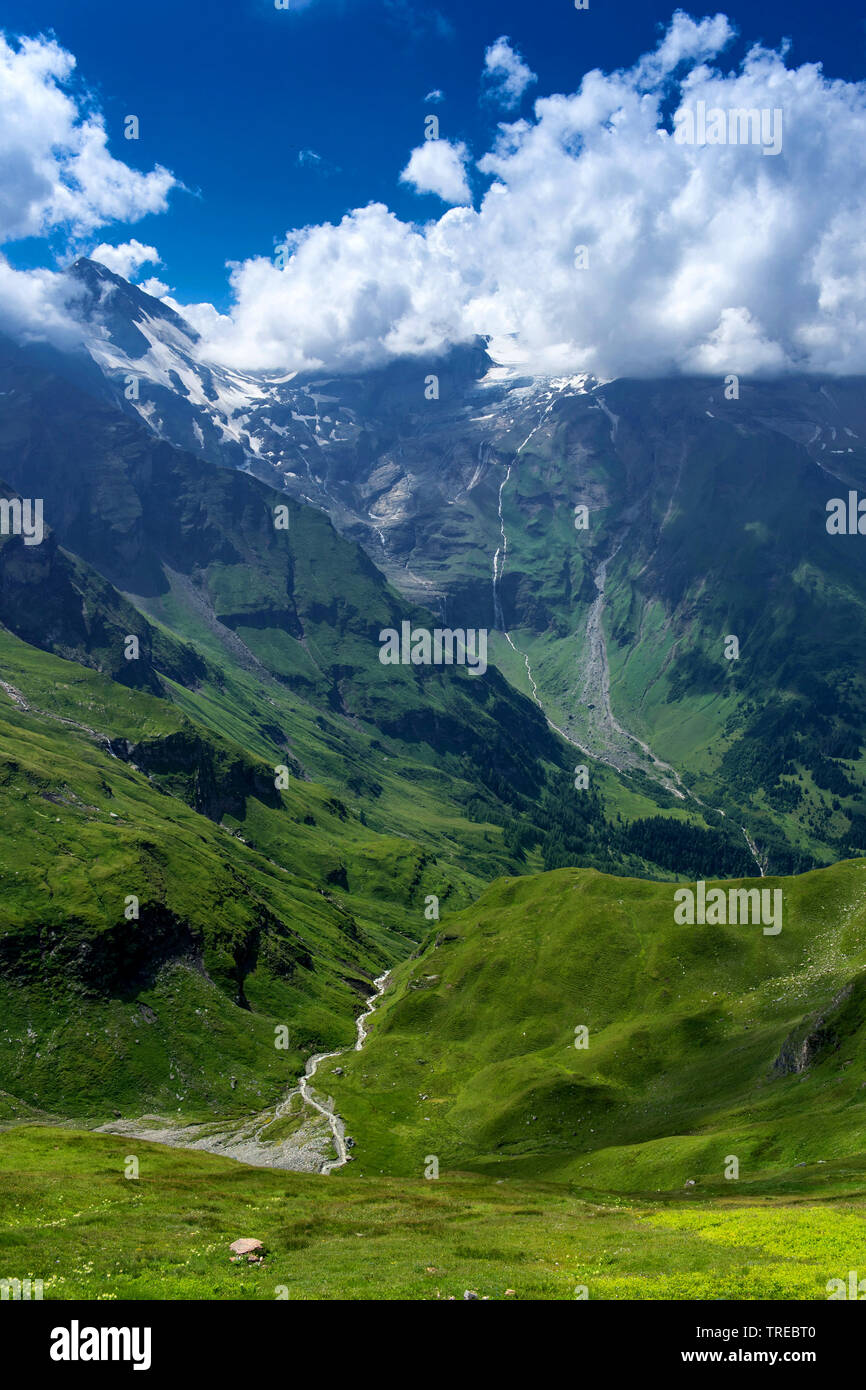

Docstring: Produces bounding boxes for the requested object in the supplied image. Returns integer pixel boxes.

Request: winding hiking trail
[96,971,391,1173]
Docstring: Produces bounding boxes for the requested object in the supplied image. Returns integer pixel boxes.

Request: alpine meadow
[1,0,866,1360]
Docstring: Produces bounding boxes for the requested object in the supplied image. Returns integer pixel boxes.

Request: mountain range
[65,258,866,873]
[2,258,866,1302]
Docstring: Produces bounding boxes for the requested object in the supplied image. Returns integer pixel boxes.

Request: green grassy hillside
[320,858,866,1191]
[0,625,435,1121]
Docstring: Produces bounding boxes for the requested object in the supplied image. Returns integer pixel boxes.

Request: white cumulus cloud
[0,34,178,346]
[636,9,734,82]
[483,36,538,111]
[174,203,473,372]
[88,240,161,280]
[181,11,866,380]
[400,139,472,204]
[0,34,176,243]
[138,276,171,299]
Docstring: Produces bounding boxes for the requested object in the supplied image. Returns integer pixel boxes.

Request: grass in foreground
[0,1127,863,1301]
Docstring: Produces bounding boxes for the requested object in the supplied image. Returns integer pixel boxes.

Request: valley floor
[1,1127,863,1301]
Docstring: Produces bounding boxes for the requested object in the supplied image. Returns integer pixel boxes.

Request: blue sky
[2,0,864,308]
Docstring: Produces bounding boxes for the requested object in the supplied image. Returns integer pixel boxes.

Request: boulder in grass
[230,1239,264,1257]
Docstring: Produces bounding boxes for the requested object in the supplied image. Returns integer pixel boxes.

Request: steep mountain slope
[0,342,552,1122]
[68,260,866,872]
[487,375,866,873]
[0,627,416,1120]
[0,332,760,880]
[0,337,569,858]
[66,259,587,611]
[320,857,866,1192]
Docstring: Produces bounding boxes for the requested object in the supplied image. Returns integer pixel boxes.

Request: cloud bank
[6,13,866,383]
[179,11,866,378]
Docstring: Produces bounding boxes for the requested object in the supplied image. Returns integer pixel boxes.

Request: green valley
[0,301,864,1308]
